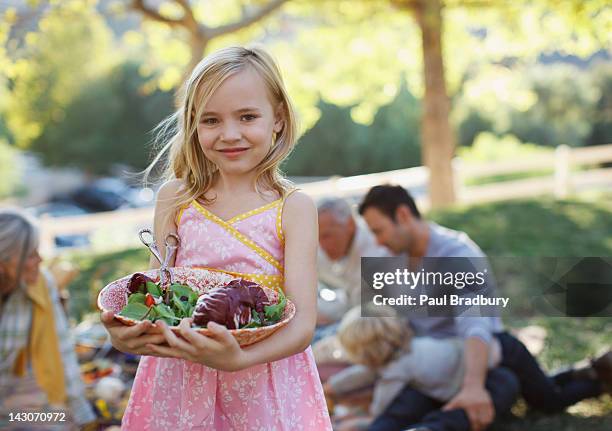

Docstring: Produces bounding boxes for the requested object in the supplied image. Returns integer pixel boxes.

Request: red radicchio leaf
[237,306,251,328]
[193,287,241,329]
[231,279,270,317]
[127,273,155,294]
[193,279,270,329]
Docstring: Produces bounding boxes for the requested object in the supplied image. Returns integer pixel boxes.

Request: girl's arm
[325,364,377,396]
[100,179,183,354]
[239,190,319,366]
[149,179,182,268]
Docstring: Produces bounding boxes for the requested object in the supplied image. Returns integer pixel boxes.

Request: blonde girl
[337,306,412,369]
[101,46,331,430]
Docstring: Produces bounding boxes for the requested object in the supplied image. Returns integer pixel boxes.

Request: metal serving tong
[138,228,180,304]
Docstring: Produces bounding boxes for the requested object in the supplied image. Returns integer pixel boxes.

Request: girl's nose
[220,122,241,142]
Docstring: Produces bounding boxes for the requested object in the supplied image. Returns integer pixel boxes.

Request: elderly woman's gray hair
[316,198,353,224]
[0,208,40,283]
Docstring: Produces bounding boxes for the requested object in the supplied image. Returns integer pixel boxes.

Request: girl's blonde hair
[338,306,413,369]
[145,45,298,220]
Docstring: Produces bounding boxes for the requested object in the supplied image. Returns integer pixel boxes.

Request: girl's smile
[218,147,250,158]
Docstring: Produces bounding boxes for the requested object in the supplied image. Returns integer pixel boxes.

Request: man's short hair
[317,197,353,224]
[358,185,421,220]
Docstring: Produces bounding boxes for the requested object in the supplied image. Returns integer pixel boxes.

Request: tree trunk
[174,33,208,107]
[414,0,456,208]
[186,33,208,81]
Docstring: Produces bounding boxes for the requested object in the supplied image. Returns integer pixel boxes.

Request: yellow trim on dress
[176,204,188,226]
[193,265,284,292]
[191,200,285,273]
[227,199,282,224]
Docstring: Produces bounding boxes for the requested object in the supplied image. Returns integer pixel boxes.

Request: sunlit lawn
[432,193,612,429]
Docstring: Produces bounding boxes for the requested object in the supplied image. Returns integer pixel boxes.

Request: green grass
[429,194,612,257]
[430,194,612,429]
[65,247,149,322]
[64,193,612,429]
[464,169,554,186]
[495,398,612,431]
[429,194,612,364]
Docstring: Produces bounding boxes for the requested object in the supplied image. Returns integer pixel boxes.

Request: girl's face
[196,67,284,177]
[0,247,42,294]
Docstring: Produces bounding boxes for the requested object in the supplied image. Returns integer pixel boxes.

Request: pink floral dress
[122,194,332,431]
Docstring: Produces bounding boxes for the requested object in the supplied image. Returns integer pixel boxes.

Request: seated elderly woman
[0,208,96,429]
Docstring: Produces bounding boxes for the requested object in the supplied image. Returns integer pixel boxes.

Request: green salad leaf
[127,293,146,305]
[120,277,286,329]
[242,311,263,329]
[171,293,189,317]
[154,303,176,318]
[264,289,286,323]
[171,283,198,305]
[146,281,162,296]
[119,279,198,324]
[118,302,150,320]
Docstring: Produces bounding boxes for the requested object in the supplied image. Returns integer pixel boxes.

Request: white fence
[38,143,612,256]
[288,143,612,210]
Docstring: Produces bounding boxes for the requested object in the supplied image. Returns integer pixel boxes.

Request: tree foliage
[2,0,611,191]
[5,0,611,136]
[118,0,289,89]
[284,83,422,176]
[587,63,612,147]
[454,62,612,148]
[5,0,115,151]
[0,11,19,197]
[39,61,174,173]
[0,13,12,143]
[282,0,611,205]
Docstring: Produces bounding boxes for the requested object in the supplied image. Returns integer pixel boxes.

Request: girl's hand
[148,318,248,371]
[100,311,167,356]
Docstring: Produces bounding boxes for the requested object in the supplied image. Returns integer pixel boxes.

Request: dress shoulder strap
[175,202,192,227]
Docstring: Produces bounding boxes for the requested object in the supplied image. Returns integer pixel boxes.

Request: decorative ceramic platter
[97,267,295,346]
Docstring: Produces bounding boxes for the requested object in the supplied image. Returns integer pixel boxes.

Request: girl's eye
[241,114,258,121]
[201,118,218,125]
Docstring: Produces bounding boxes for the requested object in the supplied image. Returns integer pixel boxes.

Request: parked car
[69,178,154,212]
[26,202,91,248]
[29,178,155,249]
